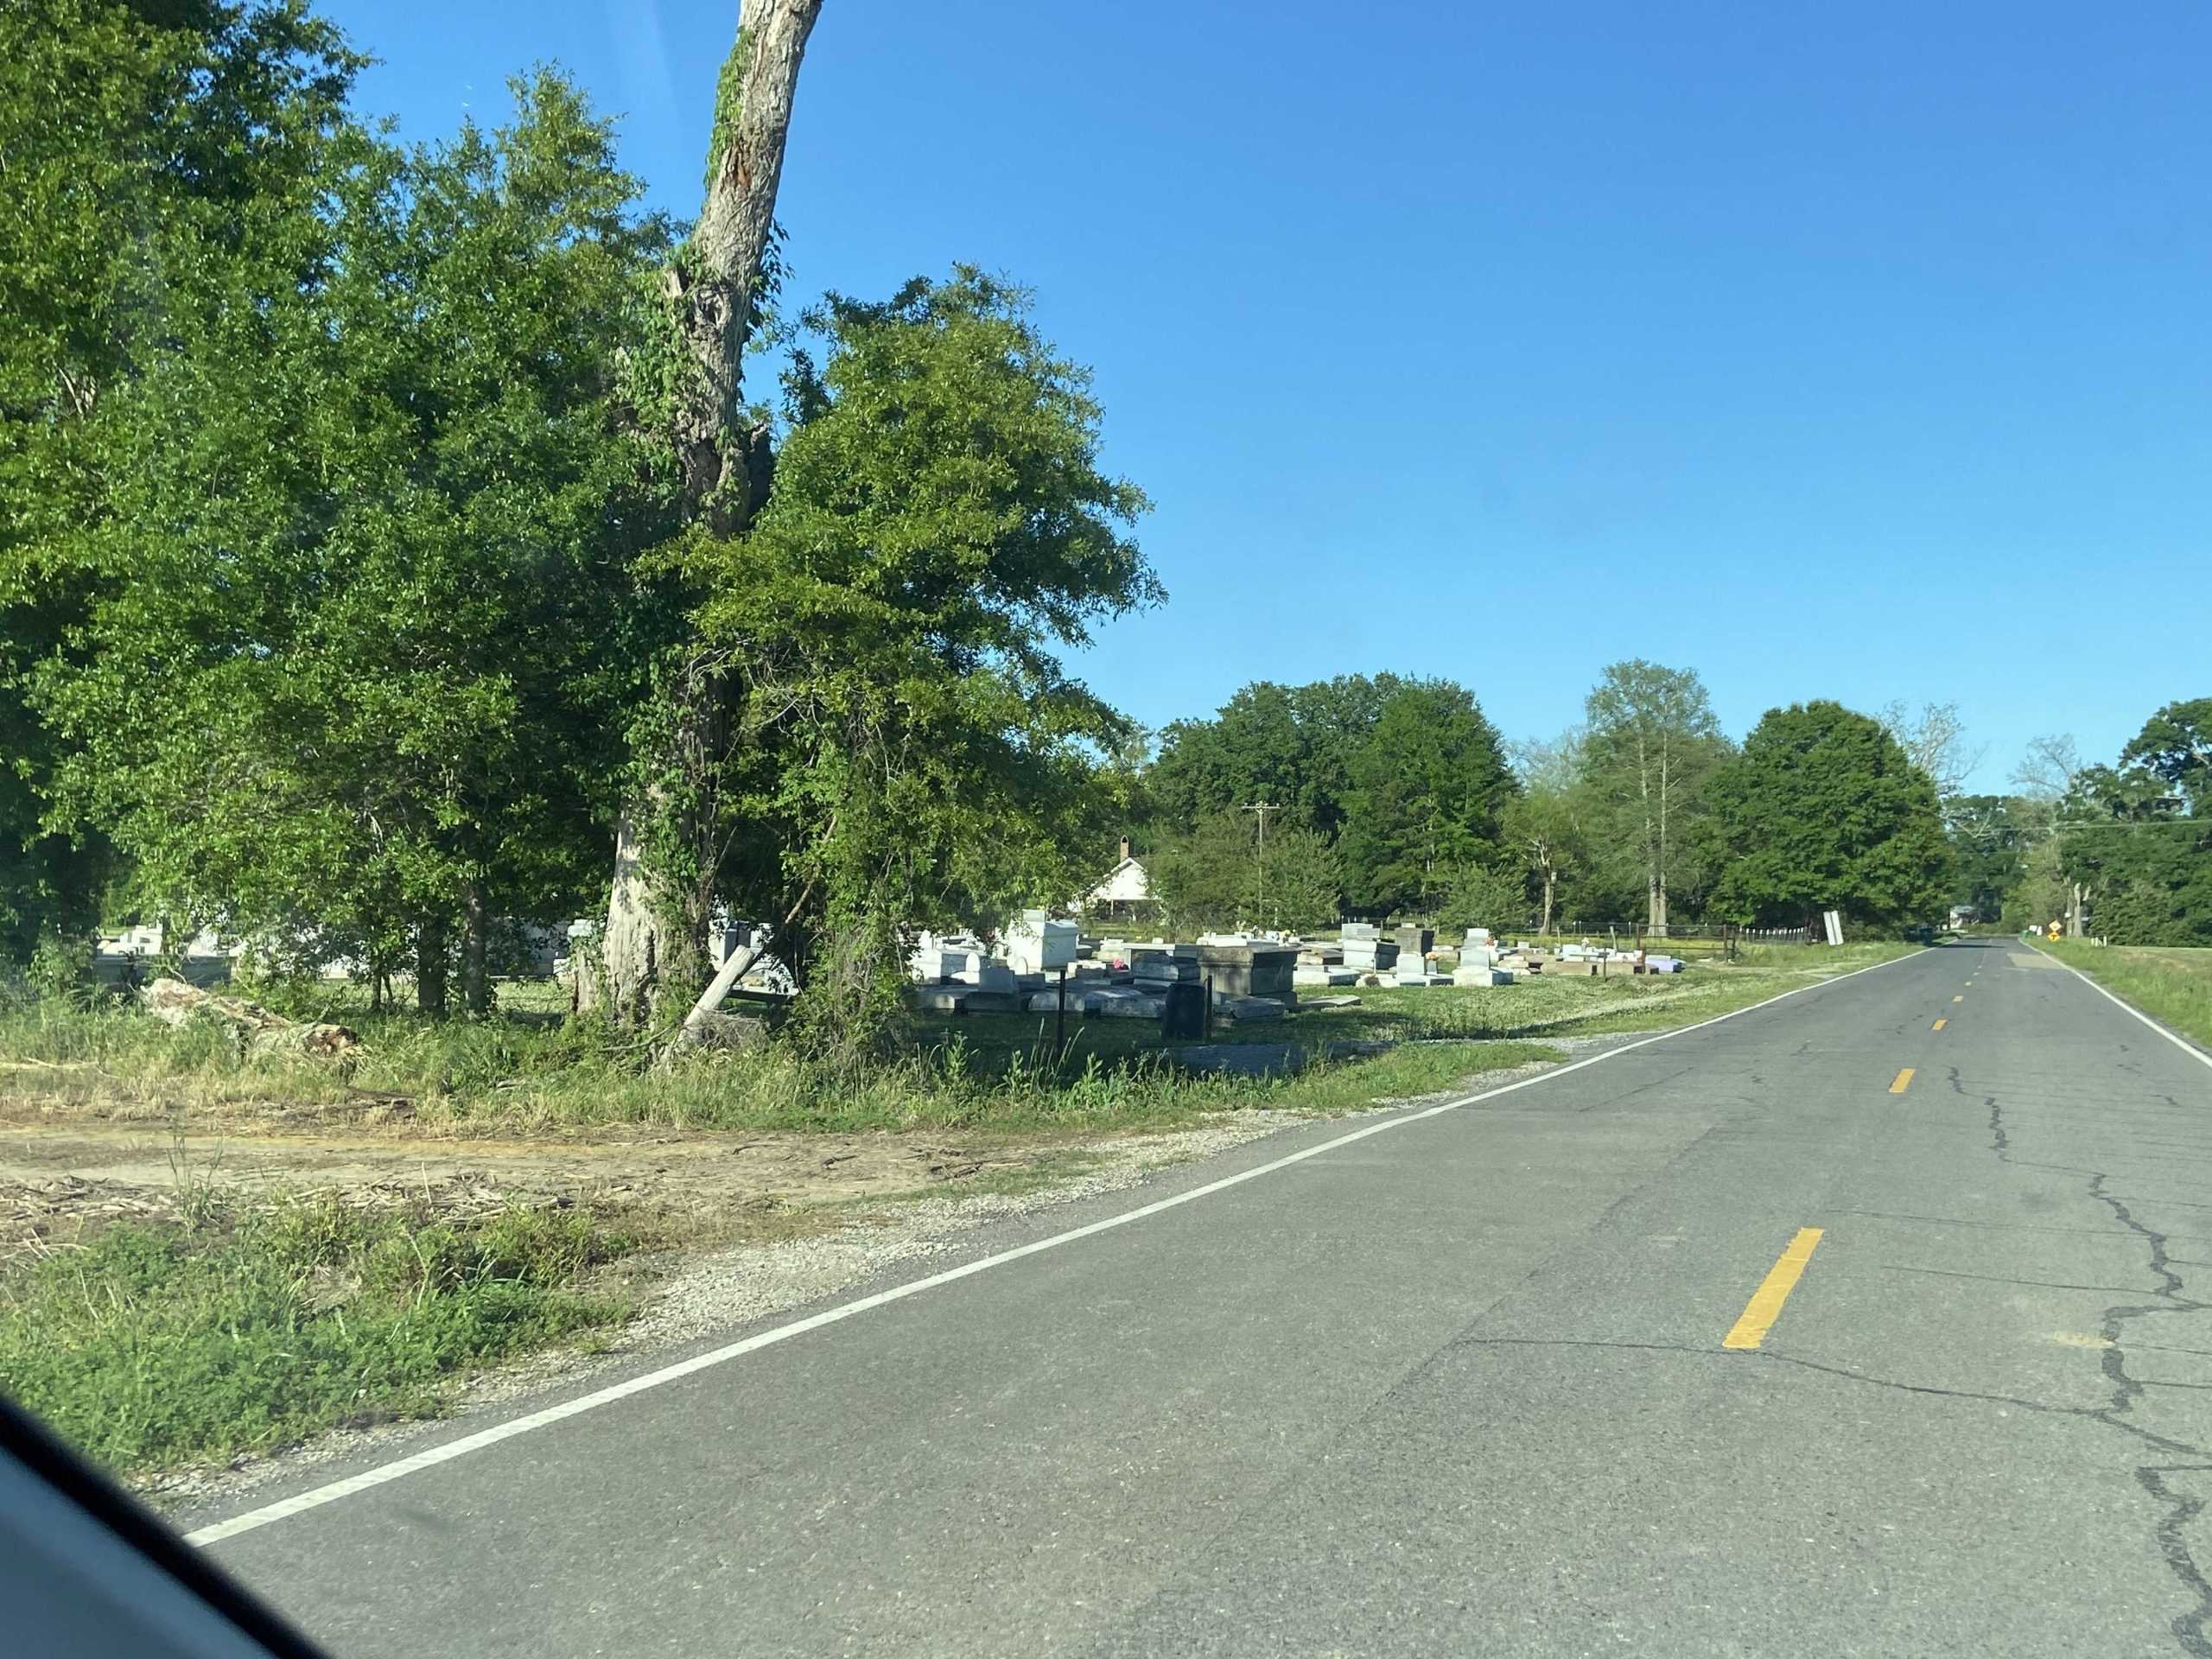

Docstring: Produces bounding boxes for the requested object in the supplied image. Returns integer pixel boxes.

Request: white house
[1078,838,1157,922]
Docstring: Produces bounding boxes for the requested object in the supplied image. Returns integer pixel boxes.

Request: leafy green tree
[1436,859,1530,933]
[1147,812,1250,932]
[1338,681,1515,914]
[1147,673,1408,843]
[1580,660,1729,933]
[1149,812,1339,933]
[2067,823,2212,945]
[1944,795,2031,921]
[2119,699,2212,814]
[1706,701,1952,931]
[36,73,677,1013]
[1284,675,1411,841]
[1258,826,1344,932]
[0,0,359,961]
[2047,702,2212,944]
[681,269,1157,1047]
[1504,780,1586,937]
[1149,684,1306,832]
[2003,836,2071,934]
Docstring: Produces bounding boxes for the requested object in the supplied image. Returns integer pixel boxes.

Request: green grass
[0,943,1918,1137]
[2036,940,2212,1051]
[0,990,1543,1136]
[0,1197,637,1477]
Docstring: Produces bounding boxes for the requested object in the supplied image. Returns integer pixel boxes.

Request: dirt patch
[0,1113,1104,1260]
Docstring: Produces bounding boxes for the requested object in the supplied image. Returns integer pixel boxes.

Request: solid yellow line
[1723,1227,1825,1350]
[1890,1067,1915,1093]
[1932,1019,1946,1031]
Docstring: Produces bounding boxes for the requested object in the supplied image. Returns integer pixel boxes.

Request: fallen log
[139,977,361,1064]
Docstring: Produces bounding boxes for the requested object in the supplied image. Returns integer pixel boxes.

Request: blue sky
[324,0,2210,791]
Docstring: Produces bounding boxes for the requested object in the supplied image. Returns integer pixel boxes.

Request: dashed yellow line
[1890,1067,1916,1094]
[1724,1227,1825,1350]
[1932,1019,1946,1031]
[1953,995,1963,1003]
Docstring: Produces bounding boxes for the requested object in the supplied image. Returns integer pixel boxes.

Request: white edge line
[2037,944,2212,1072]
[186,945,1927,1548]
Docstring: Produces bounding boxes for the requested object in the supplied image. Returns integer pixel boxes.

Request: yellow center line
[1724,1227,1825,1351]
[1932,1018,1946,1031]
[1890,1067,1915,1093]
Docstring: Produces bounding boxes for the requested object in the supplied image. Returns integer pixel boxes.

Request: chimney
[1120,836,1132,862]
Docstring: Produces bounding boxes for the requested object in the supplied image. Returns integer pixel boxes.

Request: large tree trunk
[416,917,448,1018]
[585,808,658,1022]
[675,0,821,533]
[1636,727,1661,934]
[1541,868,1555,938]
[582,0,824,1026]
[461,879,490,1016]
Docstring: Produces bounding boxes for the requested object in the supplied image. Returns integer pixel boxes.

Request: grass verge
[0,1195,639,1478]
[0,944,1915,1136]
[2036,940,2212,1051]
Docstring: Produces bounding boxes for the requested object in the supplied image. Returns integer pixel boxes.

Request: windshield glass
[3,3,2209,1655]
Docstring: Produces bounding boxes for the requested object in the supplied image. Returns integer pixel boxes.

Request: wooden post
[1055,964,1067,1065]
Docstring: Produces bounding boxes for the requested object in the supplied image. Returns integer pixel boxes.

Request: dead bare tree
[2011,733,2084,804]
[1876,700,1986,799]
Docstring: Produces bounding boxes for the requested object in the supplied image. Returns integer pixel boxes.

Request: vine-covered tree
[677,270,1158,1051]
[582,0,825,1025]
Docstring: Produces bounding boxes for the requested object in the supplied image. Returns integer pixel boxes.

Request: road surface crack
[1948,1092,2212,1654]
[2084,1173,2212,1656]
[1879,1262,2166,1295]
[2137,1466,2212,1658]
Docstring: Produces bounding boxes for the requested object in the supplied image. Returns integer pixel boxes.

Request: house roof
[1083,855,1152,905]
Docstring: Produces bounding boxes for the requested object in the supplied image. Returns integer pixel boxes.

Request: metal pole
[1055,964,1067,1063]
[1205,973,1214,1040]
[1242,803,1278,932]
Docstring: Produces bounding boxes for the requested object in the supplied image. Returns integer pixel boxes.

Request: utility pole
[1242,803,1280,931]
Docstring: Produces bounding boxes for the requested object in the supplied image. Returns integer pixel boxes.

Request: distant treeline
[1122,676,2209,948]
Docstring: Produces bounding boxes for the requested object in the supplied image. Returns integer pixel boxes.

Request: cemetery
[894,905,1700,1065]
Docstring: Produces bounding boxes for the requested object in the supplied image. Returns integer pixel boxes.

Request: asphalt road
[192,941,2212,1657]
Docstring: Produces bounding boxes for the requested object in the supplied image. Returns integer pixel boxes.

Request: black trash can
[1160,980,1206,1040]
